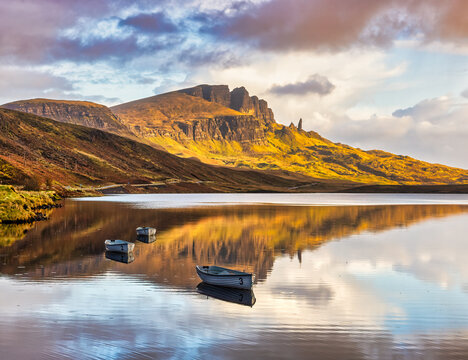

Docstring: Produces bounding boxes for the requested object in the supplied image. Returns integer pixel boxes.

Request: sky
[0,0,467,168]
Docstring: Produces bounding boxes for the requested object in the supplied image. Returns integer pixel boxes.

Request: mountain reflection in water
[0,200,467,288]
[1,196,468,359]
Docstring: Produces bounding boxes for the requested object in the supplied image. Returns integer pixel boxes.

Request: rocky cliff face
[131,114,268,144]
[2,99,131,136]
[176,115,267,142]
[179,84,231,108]
[178,84,275,123]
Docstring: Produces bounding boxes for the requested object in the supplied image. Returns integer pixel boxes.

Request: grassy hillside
[113,87,468,185]
[112,92,243,134]
[0,108,327,192]
[154,123,468,185]
[0,185,59,223]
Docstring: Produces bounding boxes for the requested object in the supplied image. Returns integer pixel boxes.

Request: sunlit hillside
[112,85,468,185]
[0,108,316,191]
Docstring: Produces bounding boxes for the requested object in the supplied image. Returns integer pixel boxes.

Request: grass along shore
[0,185,61,223]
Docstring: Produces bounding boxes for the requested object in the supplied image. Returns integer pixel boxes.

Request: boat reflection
[197,282,256,307]
[105,251,135,264]
[137,234,156,243]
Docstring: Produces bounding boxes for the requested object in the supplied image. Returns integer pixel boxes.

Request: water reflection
[1,201,467,287]
[1,197,468,359]
[197,282,256,307]
[105,251,135,264]
[136,234,156,243]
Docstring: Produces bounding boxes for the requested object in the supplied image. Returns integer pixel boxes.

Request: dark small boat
[105,251,135,264]
[196,265,254,289]
[197,282,256,307]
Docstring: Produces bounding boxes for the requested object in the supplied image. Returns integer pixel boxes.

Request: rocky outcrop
[298,118,303,131]
[259,99,274,122]
[139,115,269,143]
[2,99,131,136]
[177,115,267,142]
[230,87,252,113]
[178,85,231,107]
[178,84,275,123]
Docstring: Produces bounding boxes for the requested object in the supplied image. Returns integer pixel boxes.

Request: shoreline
[2,183,468,224]
[91,182,468,195]
[0,186,62,224]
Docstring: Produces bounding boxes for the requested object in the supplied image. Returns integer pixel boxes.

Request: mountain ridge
[2,98,133,137]
[112,84,468,185]
[3,84,468,186]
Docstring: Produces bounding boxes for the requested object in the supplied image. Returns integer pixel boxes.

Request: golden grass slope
[112,90,468,185]
[0,185,58,223]
[111,92,242,133]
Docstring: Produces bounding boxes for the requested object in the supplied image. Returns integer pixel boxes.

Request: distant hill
[2,98,133,137]
[0,108,332,191]
[112,85,468,185]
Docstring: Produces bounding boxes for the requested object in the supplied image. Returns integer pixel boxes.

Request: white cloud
[0,66,74,104]
[187,48,406,123]
[324,95,468,168]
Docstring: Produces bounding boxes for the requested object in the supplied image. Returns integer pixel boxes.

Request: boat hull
[105,241,135,253]
[196,266,253,289]
[136,227,156,236]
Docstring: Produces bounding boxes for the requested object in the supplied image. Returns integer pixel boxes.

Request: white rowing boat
[104,239,135,253]
[196,265,253,289]
[136,227,156,236]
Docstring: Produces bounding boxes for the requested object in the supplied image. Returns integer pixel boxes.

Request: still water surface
[1,194,468,359]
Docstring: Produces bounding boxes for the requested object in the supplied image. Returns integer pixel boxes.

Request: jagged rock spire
[178,84,275,123]
[298,118,303,131]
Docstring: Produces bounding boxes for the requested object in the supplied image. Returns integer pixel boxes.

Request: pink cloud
[203,0,468,51]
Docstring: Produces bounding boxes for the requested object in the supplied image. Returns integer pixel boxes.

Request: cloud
[49,36,180,63]
[462,89,468,99]
[0,66,124,105]
[0,1,181,65]
[119,12,177,34]
[0,67,75,104]
[392,96,452,119]
[321,95,468,168]
[200,0,468,51]
[83,94,122,105]
[0,0,112,63]
[269,74,335,96]
[1,0,467,67]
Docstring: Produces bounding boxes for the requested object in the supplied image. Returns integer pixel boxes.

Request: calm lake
[2,193,468,359]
